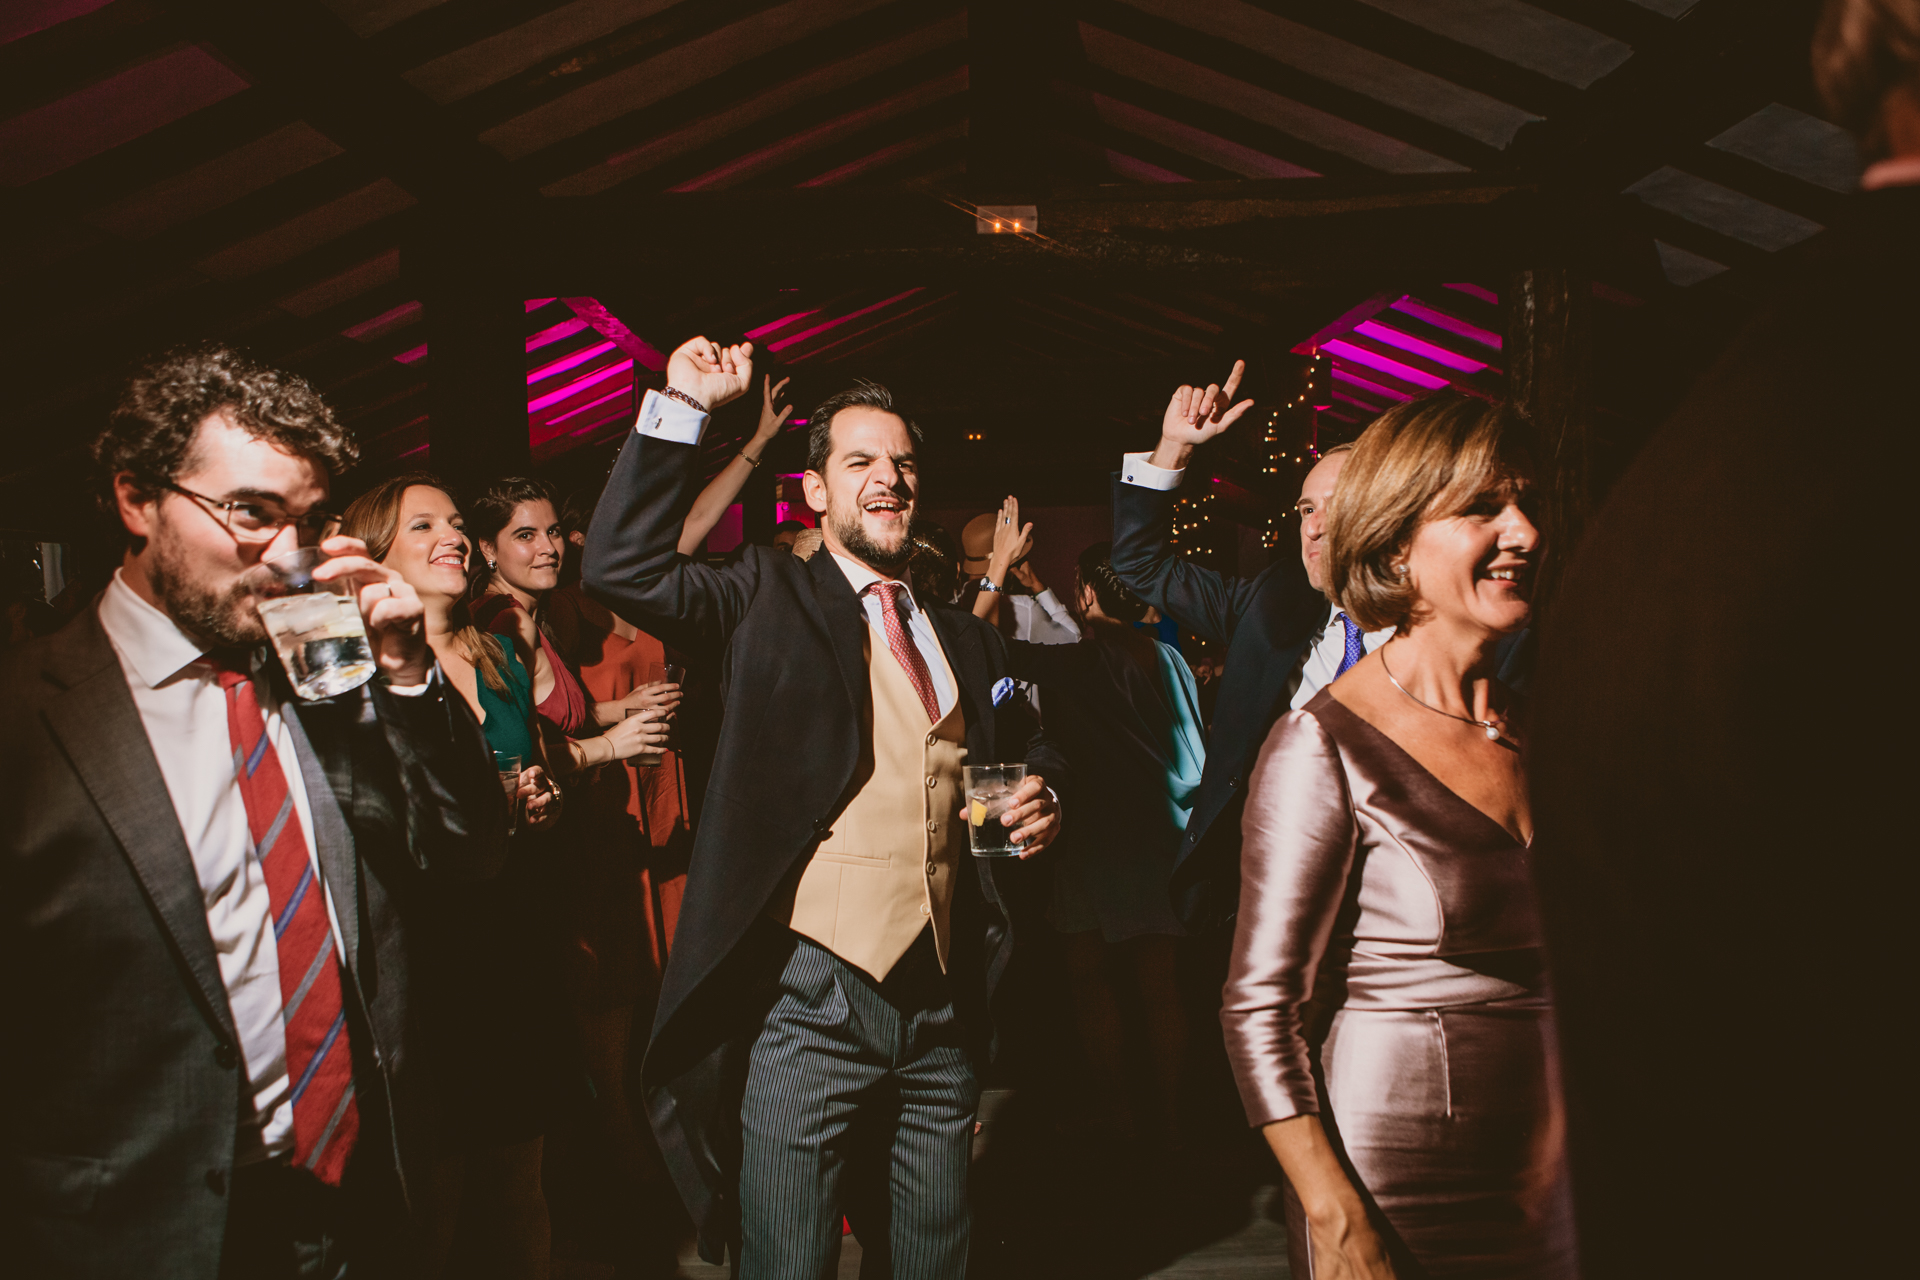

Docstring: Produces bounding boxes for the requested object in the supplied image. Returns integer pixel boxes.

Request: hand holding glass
[963,764,1027,857]
[252,546,377,700]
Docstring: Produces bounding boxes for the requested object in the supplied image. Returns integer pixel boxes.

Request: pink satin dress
[1222,691,1573,1278]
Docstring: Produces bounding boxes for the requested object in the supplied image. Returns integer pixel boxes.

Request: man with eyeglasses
[1,342,507,1278]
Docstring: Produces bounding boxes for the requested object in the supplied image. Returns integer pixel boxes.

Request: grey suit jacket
[1,601,507,1279]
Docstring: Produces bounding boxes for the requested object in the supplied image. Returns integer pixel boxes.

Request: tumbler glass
[963,764,1027,857]
[251,546,376,700]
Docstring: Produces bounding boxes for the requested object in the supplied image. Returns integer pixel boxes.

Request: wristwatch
[977,577,1003,593]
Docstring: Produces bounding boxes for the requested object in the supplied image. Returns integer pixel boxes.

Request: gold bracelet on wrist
[740,450,763,469]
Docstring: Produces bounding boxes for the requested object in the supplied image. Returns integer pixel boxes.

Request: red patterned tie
[214,661,359,1184]
[864,581,942,724]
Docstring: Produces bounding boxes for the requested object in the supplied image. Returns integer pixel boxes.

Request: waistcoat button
[920,903,932,916]
[927,862,937,877]
[927,733,936,745]
[927,819,938,833]
[927,776,937,788]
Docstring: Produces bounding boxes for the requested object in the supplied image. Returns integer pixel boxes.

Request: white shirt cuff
[635,388,710,445]
[1120,451,1183,491]
[384,664,439,697]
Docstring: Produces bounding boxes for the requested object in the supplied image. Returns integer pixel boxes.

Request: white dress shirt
[97,571,342,1164]
[1291,601,1392,709]
[1011,590,1081,645]
[830,554,957,718]
[635,389,960,715]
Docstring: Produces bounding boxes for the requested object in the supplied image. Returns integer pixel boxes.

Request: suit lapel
[805,550,872,724]
[278,688,363,972]
[42,610,238,1042]
[924,606,989,756]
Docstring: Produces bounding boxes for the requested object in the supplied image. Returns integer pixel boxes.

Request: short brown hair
[807,379,923,474]
[93,342,357,509]
[1813,0,1920,156]
[1325,393,1532,633]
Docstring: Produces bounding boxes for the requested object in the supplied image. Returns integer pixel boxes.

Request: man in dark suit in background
[1,345,506,1279]
[1528,3,1915,1275]
[584,337,1064,1279]
[1110,365,1349,931]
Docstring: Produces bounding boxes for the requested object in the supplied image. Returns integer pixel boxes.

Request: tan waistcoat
[782,629,968,981]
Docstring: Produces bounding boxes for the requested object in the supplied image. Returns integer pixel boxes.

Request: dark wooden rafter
[1668,144,1849,227]
[440,0,802,133]
[1522,0,1821,194]
[1520,0,1684,49]
[10,90,295,212]
[1077,0,1508,172]
[359,0,585,72]
[1240,0,1581,120]
[1065,66,1372,178]
[0,0,181,120]
[513,0,961,189]
[669,71,969,192]
[152,0,528,205]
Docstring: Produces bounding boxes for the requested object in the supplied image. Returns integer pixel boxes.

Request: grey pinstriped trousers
[737,929,978,1280]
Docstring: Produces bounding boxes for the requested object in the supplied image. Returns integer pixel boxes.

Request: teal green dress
[476,642,537,767]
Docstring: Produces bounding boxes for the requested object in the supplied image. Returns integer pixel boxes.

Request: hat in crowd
[960,512,998,574]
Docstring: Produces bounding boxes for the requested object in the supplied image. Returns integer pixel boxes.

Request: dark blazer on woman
[0,605,507,1279]
[583,430,1067,1262]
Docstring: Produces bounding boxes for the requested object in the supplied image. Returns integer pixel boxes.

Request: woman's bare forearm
[677,454,757,556]
[1262,1115,1397,1277]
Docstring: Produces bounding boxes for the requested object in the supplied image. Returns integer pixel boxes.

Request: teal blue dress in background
[476,642,536,767]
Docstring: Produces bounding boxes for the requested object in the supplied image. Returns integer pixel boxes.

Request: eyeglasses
[165,482,342,545]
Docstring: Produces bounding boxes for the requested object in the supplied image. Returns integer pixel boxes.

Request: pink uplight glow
[546,383,633,426]
[1332,367,1413,403]
[1444,283,1498,305]
[526,317,590,352]
[770,289,926,351]
[527,359,632,413]
[1391,298,1502,350]
[528,340,617,385]
[1351,321,1487,373]
[1321,340,1451,390]
[747,310,822,340]
[394,343,429,364]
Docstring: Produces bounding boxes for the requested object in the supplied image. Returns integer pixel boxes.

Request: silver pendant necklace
[1379,643,1504,741]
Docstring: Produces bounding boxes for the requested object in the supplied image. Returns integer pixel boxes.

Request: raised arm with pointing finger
[1109,360,1330,931]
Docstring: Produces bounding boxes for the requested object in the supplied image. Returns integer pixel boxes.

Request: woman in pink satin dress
[1221,393,1574,1279]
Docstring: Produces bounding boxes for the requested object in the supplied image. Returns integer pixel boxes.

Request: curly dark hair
[93,342,357,509]
[806,379,923,474]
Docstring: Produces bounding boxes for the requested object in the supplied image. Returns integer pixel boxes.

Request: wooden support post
[1505,264,1591,595]
[414,210,529,499]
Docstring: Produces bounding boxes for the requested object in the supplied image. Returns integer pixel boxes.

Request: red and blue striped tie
[216,662,359,1185]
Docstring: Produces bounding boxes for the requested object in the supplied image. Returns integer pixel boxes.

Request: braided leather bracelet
[659,385,708,414]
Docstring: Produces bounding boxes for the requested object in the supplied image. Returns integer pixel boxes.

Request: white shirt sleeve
[1019,590,1082,644]
[634,388,710,445]
[1120,451,1184,491]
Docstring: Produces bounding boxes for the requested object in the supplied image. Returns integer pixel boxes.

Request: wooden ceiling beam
[0,0,180,120]
[446,0,809,135]
[1077,0,1506,173]
[1239,0,1579,120]
[154,0,528,206]
[1064,66,1373,179]
[515,0,959,190]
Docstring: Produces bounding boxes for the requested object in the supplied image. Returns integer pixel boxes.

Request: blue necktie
[1333,612,1366,679]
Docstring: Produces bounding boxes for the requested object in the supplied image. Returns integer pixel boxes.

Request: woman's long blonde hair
[340,473,512,693]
